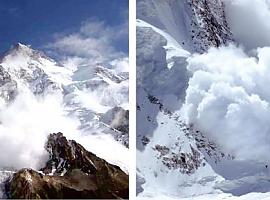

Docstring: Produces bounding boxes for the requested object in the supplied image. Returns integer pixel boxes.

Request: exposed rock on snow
[0,43,68,97]
[186,0,233,52]
[137,0,233,53]
[0,43,129,198]
[0,43,129,146]
[136,0,270,199]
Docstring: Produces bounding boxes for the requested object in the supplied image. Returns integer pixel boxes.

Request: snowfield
[137,0,270,199]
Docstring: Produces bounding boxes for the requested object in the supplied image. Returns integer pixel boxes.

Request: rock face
[7,133,129,199]
[137,0,233,53]
[187,0,233,52]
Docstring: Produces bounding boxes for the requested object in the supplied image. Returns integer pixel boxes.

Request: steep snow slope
[0,43,129,197]
[137,0,270,199]
[137,0,233,53]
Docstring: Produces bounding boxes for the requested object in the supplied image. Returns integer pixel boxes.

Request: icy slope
[137,90,225,197]
[137,0,270,199]
[0,43,70,102]
[137,0,233,53]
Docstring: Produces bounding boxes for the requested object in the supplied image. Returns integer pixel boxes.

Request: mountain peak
[9,42,33,52]
[14,42,30,48]
[3,43,55,64]
[5,42,34,57]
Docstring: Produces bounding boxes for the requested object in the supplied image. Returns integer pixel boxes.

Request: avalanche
[0,43,129,197]
[137,0,270,199]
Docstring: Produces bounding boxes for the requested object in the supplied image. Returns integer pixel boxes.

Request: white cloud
[47,19,128,66]
[183,45,270,162]
[0,84,129,171]
[0,91,80,170]
[110,57,129,73]
[224,0,270,50]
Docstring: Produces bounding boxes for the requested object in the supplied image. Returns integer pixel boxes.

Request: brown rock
[8,132,129,199]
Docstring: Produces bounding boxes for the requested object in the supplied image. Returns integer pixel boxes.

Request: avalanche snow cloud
[0,92,79,170]
[183,0,270,162]
[224,0,270,50]
[137,0,270,199]
[183,45,270,162]
[0,19,129,172]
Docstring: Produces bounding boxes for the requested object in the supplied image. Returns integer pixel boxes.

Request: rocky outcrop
[153,144,202,174]
[187,0,233,52]
[9,168,98,199]
[137,0,233,53]
[140,93,232,173]
[7,133,129,199]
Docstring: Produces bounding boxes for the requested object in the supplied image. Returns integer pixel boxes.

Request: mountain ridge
[0,43,129,198]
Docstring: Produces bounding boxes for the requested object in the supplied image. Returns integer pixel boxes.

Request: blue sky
[0,0,128,55]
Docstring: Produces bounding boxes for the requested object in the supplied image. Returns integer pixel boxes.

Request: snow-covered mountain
[137,0,270,199]
[0,43,129,198]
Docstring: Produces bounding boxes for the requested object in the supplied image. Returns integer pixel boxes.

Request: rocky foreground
[4,133,129,199]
